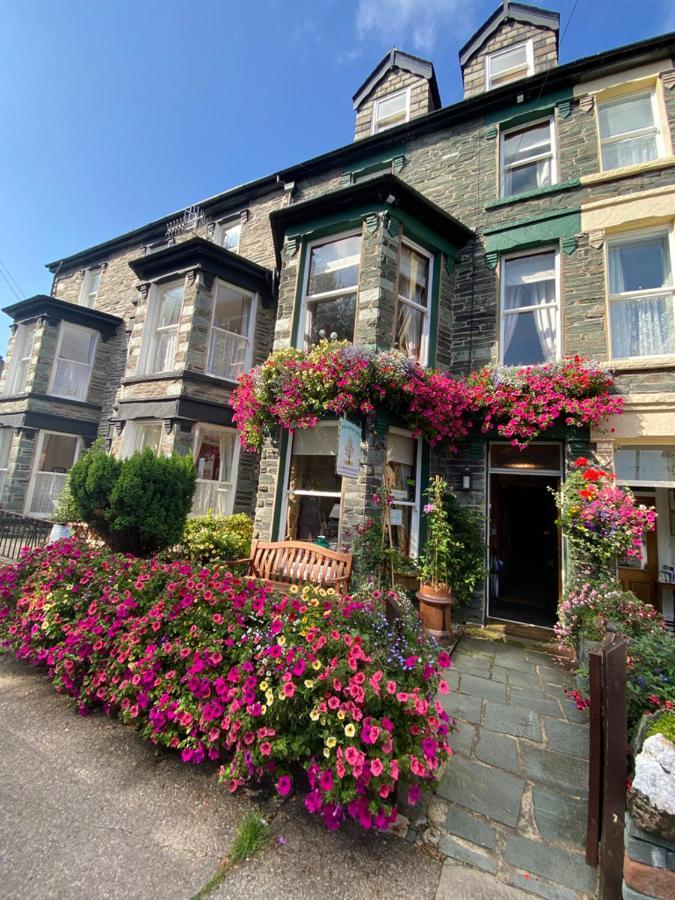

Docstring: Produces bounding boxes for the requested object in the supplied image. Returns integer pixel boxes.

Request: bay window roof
[128,236,274,305]
[2,294,122,340]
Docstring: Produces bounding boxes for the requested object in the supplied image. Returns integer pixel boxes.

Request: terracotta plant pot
[416,582,453,643]
[395,572,420,593]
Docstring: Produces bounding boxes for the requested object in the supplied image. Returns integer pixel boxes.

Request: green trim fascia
[272,431,290,540]
[485,86,572,128]
[345,146,406,181]
[392,210,460,258]
[289,239,309,348]
[484,207,581,254]
[485,179,580,210]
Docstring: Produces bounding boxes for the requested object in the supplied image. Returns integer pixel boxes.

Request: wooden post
[586,648,602,867]
[599,633,627,900]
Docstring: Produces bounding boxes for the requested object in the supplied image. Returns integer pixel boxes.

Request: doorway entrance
[488,443,562,628]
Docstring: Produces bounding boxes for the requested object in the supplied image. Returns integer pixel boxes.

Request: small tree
[69,444,196,555]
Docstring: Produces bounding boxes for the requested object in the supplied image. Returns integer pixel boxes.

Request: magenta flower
[276,775,292,797]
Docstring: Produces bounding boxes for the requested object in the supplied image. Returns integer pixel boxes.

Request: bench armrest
[224,557,252,566]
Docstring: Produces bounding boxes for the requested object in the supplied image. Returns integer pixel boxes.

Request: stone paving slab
[436,860,533,898]
[433,634,597,899]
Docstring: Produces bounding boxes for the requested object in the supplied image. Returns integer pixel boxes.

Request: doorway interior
[488,443,562,628]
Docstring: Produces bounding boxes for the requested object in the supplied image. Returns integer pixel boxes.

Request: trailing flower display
[556,458,657,572]
[231,343,622,453]
[0,540,453,832]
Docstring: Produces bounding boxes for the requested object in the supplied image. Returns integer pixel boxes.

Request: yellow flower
[319,588,326,597]
[326,736,337,749]
[309,598,319,608]
[261,705,267,714]
[310,709,320,721]
[260,681,269,692]
[326,588,335,596]
[278,636,286,646]
[312,660,322,671]
[337,710,345,720]
[265,690,274,705]
[278,691,286,701]
[289,585,299,594]
[323,748,331,758]
[304,679,314,689]
[344,723,356,737]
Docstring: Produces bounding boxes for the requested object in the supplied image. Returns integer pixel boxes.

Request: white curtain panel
[503,255,556,361]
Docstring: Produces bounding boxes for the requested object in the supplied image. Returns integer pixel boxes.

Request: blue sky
[0,0,673,354]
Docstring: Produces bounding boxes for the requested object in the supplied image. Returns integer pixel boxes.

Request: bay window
[27,432,80,517]
[372,89,410,134]
[191,426,238,516]
[142,280,184,374]
[301,235,361,348]
[284,424,342,547]
[500,119,556,197]
[598,90,663,171]
[5,322,36,395]
[395,242,431,363]
[486,41,533,90]
[206,282,254,381]
[50,323,98,401]
[500,250,559,366]
[608,230,675,359]
[385,429,420,557]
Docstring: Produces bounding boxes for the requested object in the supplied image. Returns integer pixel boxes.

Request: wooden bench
[234,540,353,594]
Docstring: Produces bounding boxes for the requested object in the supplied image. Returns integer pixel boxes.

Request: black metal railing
[0,510,52,561]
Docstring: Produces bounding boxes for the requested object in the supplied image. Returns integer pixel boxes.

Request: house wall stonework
[354,69,435,140]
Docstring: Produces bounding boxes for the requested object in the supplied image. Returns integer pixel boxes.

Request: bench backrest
[249,540,352,592]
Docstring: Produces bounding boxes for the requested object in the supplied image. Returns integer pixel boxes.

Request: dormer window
[372,88,410,134]
[485,41,533,90]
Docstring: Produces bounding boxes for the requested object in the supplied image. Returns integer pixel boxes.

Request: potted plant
[417,476,458,642]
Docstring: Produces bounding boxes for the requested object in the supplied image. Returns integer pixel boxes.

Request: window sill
[581,156,675,186]
[486,179,580,210]
[611,355,675,372]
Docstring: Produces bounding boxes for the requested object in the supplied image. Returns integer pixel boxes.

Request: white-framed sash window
[500,249,560,367]
[26,431,81,518]
[500,118,556,197]
[281,423,343,548]
[607,228,675,360]
[486,40,533,90]
[206,281,255,382]
[299,234,361,349]
[140,279,184,374]
[215,220,242,254]
[79,268,102,307]
[0,428,13,498]
[5,322,36,395]
[598,89,664,171]
[122,421,163,457]
[386,428,421,558]
[49,323,98,401]
[395,240,432,364]
[371,88,410,134]
[191,425,238,517]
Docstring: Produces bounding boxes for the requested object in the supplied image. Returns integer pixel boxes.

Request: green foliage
[108,450,196,556]
[229,810,269,864]
[181,513,253,565]
[418,476,460,590]
[69,441,121,535]
[68,443,196,555]
[51,478,81,524]
[645,710,675,743]
[626,630,675,735]
[442,491,486,606]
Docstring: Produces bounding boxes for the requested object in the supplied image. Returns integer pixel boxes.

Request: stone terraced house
[2,2,675,629]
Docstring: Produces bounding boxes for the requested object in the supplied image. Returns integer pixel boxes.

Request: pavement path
[432,635,598,900]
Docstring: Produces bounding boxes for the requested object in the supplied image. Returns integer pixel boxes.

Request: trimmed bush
[181,513,253,565]
[69,444,195,555]
[0,540,453,832]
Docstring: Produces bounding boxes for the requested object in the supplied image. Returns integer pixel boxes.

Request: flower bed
[0,540,452,832]
[231,343,621,453]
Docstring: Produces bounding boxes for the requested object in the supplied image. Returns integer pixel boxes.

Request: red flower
[574,457,588,468]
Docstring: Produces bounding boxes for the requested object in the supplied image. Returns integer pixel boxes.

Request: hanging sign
[336,418,361,478]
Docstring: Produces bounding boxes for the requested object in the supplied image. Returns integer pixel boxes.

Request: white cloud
[355,0,474,53]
